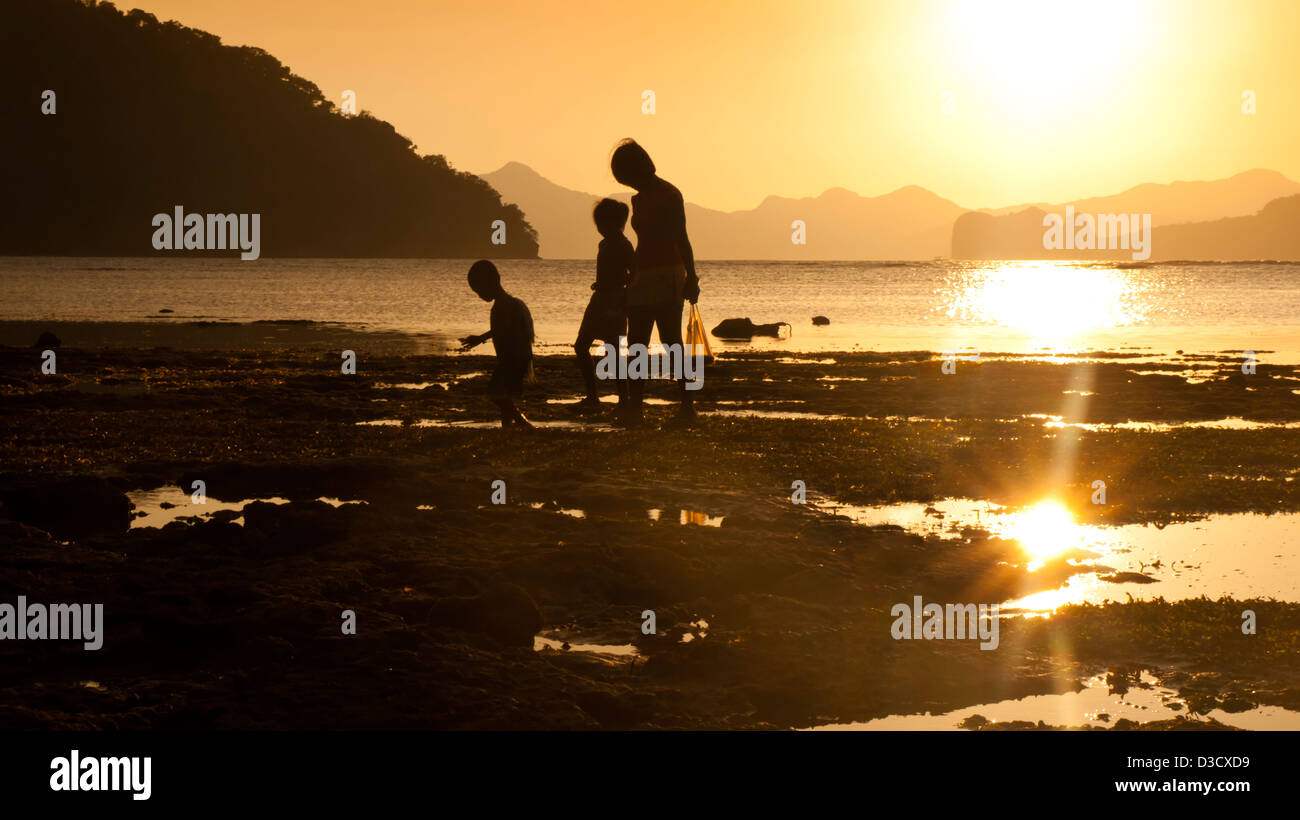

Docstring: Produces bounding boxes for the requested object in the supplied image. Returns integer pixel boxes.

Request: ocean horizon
[5,256,1299,361]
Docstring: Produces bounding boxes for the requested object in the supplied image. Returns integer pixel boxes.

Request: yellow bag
[685,303,714,364]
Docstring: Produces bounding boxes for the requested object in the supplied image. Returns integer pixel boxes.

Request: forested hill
[0,0,538,259]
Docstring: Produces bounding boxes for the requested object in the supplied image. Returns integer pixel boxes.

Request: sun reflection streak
[940,262,1153,347]
[998,500,1079,566]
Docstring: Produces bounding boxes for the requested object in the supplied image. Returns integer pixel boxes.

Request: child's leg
[573,330,599,402]
[500,361,533,428]
[609,318,629,405]
[491,395,515,427]
[488,365,514,427]
[504,397,533,428]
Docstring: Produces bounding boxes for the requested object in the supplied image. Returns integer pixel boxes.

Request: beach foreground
[1,324,1298,729]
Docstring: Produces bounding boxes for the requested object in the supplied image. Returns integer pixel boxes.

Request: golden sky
[130,0,1299,211]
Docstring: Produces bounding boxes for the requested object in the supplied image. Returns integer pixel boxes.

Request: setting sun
[943,0,1153,126]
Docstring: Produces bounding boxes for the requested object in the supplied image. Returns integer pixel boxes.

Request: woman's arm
[669,191,700,303]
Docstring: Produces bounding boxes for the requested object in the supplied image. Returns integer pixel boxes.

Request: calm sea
[3,257,1299,361]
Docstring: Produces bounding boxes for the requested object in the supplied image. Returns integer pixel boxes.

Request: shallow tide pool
[809,495,1299,611]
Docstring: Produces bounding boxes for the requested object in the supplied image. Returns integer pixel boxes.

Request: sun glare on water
[998,500,1082,567]
[942,262,1151,346]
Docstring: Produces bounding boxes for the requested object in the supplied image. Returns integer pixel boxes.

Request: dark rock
[0,476,131,538]
[246,636,296,665]
[241,501,347,553]
[1218,693,1255,713]
[390,596,438,624]
[812,315,830,326]
[0,520,57,543]
[575,690,653,728]
[427,582,542,647]
[1098,571,1159,584]
[34,331,61,349]
[158,308,174,313]
[710,317,790,339]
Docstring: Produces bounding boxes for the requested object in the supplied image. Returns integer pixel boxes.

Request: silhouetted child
[573,198,633,412]
[459,260,535,428]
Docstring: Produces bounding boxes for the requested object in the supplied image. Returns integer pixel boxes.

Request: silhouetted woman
[610,139,701,425]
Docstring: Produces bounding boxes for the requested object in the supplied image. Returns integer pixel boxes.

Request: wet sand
[1,322,1298,729]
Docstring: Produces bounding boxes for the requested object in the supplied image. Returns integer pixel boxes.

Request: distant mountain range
[484,164,1300,261]
[481,162,965,260]
[1154,194,1300,260]
[975,168,1300,224]
[953,169,1300,260]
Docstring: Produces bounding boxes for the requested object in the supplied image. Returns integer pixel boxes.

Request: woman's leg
[652,299,694,411]
[625,304,655,414]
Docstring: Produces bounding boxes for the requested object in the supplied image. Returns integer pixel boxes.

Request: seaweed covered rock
[711,317,790,339]
[34,330,62,348]
[427,582,543,648]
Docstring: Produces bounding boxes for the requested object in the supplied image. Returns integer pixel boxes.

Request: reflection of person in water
[610,139,701,426]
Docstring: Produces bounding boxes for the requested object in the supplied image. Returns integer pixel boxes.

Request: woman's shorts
[627,264,687,308]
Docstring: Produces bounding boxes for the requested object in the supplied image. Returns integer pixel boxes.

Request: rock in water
[241,500,346,554]
[427,582,543,648]
[711,318,754,338]
[711,317,791,339]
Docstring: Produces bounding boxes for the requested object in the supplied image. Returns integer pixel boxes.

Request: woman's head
[610,139,655,189]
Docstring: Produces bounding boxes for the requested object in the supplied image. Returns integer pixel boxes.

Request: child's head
[610,138,655,189]
[467,259,501,301]
[592,198,629,238]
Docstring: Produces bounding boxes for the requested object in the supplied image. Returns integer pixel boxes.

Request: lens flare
[999,500,1078,565]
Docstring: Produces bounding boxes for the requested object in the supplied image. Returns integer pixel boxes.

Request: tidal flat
[1,325,1297,729]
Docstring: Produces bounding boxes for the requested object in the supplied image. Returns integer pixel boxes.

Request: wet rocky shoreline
[2,329,1298,729]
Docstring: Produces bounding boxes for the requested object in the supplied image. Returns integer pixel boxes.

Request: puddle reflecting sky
[533,634,639,657]
[811,671,1300,731]
[128,487,363,528]
[356,418,618,431]
[811,495,1299,610]
[1028,413,1300,431]
[648,508,725,527]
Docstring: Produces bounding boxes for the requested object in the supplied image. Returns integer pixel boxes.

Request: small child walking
[459,260,535,429]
